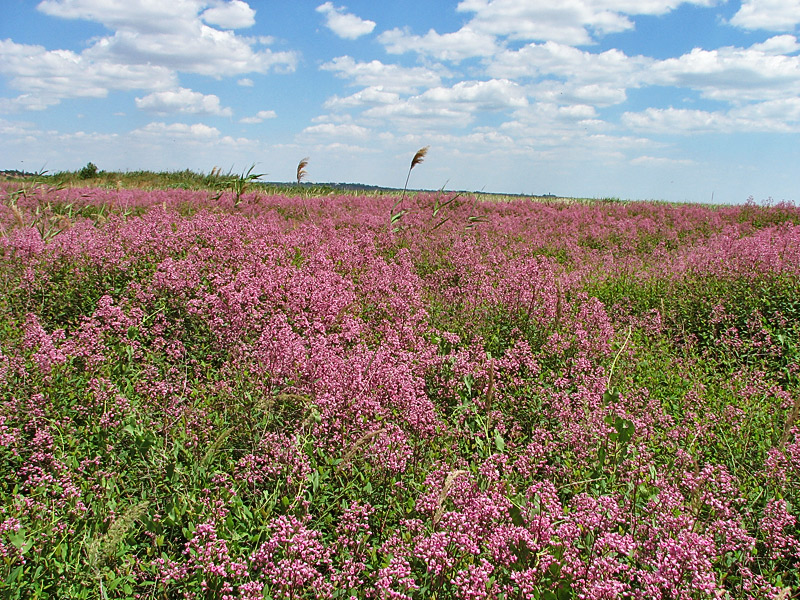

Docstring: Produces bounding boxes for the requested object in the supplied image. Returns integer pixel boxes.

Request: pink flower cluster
[1,186,799,598]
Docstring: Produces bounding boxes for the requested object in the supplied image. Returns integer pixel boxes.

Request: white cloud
[363,103,476,130]
[0,94,61,113]
[300,121,371,139]
[486,35,800,110]
[37,0,255,31]
[650,36,800,101]
[1,0,297,110]
[487,41,651,85]
[324,87,401,109]
[0,118,40,141]
[320,56,446,93]
[131,121,223,141]
[630,155,696,166]
[201,0,256,29]
[534,82,628,106]
[316,2,376,40]
[85,25,297,77]
[456,0,720,45]
[378,26,499,61]
[729,0,800,31]
[135,87,233,116]
[37,0,206,34]
[501,102,616,141]
[358,80,528,131]
[417,79,528,110]
[621,102,800,134]
[0,39,177,109]
[237,77,254,86]
[751,34,800,53]
[622,107,733,133]
[239,110,277,123]
[558,103,598,119]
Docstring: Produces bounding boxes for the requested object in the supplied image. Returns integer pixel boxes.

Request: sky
[1,0,799,204]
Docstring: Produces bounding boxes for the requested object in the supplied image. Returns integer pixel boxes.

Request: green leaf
[494,431,506,452]
[616,418,635,445]
[509,504,525,527]
[603,387,620,405]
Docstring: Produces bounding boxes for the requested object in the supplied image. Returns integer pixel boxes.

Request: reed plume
[433,469,468,525]
[336,429,388,472]
[296,157,309,184]
[392,146,429,230]
[403,146,428,198]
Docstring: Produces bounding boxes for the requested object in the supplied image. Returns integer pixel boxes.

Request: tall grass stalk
[391,146,428,230]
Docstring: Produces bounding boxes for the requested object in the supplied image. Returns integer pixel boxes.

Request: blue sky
[1,0,799,203]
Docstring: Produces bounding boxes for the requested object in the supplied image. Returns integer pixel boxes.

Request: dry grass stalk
[433,469,468,525]
[263,392,310,412]
[336,429,387,473]
[410,146,429,171]
[397,146,430,211]
[202,425,235,466]
[10,202,25,228]
[296,157,309,184]
[87,500,149,569]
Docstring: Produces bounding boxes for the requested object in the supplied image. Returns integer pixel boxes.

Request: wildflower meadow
[1,177,799,599]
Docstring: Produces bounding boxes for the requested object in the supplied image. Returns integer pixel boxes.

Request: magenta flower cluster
[1,185,799,598]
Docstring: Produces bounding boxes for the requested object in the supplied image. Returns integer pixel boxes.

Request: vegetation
[1,179,799,598]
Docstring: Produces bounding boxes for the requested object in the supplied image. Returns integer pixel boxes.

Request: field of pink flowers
[1,184,799,599]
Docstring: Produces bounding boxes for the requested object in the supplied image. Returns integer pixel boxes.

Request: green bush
[78,162,99,180]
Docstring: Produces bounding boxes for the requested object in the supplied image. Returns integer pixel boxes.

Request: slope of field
[1,183,799,598]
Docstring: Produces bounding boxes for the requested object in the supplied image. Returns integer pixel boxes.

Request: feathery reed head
[433,469,468,525]
[297,157,309,184]
[410,146,429,171]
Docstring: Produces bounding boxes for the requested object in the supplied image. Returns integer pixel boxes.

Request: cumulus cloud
[649,36,800,101]
[239,110,277,123]
[83,25,297,77]
[37,0,207,34]
[324,87,401,109]
[201,0,256,28]
[136,121,220,136]
[316,2,376,39]
[622,102,800,134]
[456,0,719,45]
[378,26,499,61]
[0,0,297,109]
[135,87,233,116]
[357,79,528,131]
[487,41,651,85]
[363,103,476,130]
[0,39,177,109]
[484,35,800,109]
[417,79,528,110]
[300,121,371,139]
[729,0,800,31]
[320,56,447,93]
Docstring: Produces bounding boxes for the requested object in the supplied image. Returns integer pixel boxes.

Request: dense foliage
[1,184,799,599]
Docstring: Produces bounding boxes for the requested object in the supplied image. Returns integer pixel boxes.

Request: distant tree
[79,162,99,179]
